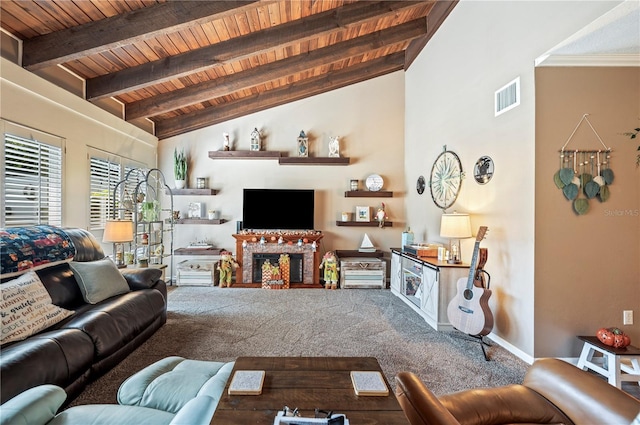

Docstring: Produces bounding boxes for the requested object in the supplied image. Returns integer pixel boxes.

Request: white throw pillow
[0,271,74,345]
[69,258,130,304]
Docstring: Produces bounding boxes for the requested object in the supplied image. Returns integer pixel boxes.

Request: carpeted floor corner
[71,287,529,406]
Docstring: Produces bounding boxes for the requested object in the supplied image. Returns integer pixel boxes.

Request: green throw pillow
[70,258,130,304]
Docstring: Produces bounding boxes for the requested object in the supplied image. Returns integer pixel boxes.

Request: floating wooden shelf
[335,221,393,227]
[335,249,384,258]
[208,150,281,159]
[176,218,226,225]
[174,247,225,256]
[168,188,218,195]
[208,151,350,166]
[278,157,350,165]
[344,190,392,197]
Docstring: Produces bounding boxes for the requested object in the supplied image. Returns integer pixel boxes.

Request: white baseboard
[487,333,583,366]
[488,333,534,365]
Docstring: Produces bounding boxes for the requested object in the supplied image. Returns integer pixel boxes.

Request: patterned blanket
[0,226,76,278]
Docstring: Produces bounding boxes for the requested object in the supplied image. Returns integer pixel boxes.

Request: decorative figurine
[319,251,339,289]
[297,130,309,157]
[217,251,239,287]
[376,202,388,228]
[250,128,261,151]
[270,262,281,281]
[223,132,231,151]
[328,136,340,158]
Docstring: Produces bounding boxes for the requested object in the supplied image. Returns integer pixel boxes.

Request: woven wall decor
[554,114,613,216]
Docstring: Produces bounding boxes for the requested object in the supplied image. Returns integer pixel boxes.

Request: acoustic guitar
[446,226,494,337]
[474,248,488,288]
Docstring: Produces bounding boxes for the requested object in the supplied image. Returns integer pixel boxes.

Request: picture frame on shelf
[355,206,370,222]
[188,202,205,218]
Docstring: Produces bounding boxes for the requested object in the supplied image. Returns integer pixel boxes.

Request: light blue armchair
[0,385,217,425]
[1,357,234,425]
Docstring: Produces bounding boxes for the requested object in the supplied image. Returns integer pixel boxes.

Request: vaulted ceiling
[1,1,456,140]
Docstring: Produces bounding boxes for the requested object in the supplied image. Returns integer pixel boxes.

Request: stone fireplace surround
[233,232,324,286]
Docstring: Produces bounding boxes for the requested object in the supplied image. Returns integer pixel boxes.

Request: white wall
[158,72,406,261]
[1,57,158,234]
[404,0,620,360]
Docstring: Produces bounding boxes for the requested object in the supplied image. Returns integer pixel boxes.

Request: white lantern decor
[297,130,309,157]
[250,128,261,151]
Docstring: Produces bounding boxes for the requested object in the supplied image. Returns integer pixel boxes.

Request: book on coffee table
[350,371,389,396]
[228,370,265,395]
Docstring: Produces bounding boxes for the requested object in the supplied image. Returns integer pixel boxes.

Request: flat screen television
[242,189,314,230]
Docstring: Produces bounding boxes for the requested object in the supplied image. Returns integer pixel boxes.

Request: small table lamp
[440,212,472,264]
[103,219,134,268]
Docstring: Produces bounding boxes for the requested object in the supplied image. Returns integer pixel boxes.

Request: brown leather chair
[395,358,640,425]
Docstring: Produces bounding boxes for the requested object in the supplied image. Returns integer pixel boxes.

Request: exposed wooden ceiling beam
[22,1,264,70]
[126,18,427,120]
[87,1,426,100]
[156,52,405,140]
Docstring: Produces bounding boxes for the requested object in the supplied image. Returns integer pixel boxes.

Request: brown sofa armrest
[440,385,572,425]
[121,268,162,291]
[524,358,640,425]
[395,372,461,425]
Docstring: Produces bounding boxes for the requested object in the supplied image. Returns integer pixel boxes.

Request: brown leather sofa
[395,358,640,425]
[1,227,167,404]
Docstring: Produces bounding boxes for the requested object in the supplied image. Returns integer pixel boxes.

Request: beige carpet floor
[71,286,530,406]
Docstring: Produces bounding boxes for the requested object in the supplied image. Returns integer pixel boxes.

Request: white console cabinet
[390,251,401,293]
[390,249,469,331]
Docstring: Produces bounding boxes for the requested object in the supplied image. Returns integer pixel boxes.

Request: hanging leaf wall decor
[554,114,613,216]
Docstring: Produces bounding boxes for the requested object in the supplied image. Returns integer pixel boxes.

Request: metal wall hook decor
[554,114,614,215]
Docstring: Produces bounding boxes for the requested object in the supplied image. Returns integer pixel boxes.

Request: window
[89,149,144,230]
[1,126,63,228]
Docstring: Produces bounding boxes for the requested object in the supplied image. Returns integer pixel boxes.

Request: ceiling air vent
[495,77,520,116]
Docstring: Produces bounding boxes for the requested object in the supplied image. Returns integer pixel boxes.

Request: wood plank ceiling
[1,0,456,140]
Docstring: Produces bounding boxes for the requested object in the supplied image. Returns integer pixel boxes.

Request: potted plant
[174,148,187,188]
[622,126,640,166]
[141,200,159,222]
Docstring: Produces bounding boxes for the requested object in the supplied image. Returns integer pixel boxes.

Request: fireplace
[252,253,304,283]
[233,233,324,285]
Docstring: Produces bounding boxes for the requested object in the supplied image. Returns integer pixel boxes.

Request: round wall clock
[365,174,384,191]
[416,175,426,194]
[429,149,463,210]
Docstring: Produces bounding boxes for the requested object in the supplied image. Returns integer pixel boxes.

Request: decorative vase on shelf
[175,179,186,189]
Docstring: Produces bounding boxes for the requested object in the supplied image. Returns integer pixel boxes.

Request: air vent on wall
[495,77,520,116]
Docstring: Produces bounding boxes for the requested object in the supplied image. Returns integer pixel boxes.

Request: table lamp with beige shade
[440,212,472,264]
[103,219,134,268]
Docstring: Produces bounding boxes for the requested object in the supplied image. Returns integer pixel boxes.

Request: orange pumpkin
[613,332,631,348]
[597,327,631,348]
[597,327,615,346]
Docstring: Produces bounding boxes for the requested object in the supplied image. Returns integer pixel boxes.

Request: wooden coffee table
[211,357,409,424]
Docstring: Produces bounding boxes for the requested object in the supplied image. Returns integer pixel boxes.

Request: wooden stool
[577,335,640,389]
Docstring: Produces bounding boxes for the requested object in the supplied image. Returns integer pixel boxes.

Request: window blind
[88,149,145,230]
[2,134,63,227]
